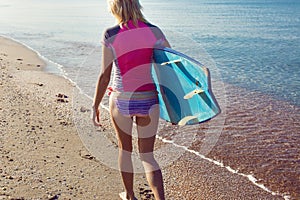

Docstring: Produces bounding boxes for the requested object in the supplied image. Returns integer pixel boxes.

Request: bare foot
[119,192,137,200]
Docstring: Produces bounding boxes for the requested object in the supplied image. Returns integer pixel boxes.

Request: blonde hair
[108,0,147,27]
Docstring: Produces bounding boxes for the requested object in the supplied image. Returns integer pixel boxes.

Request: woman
[92,0,170,199]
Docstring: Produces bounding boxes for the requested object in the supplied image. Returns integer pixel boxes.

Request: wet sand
[204,85,300,199]
[0,36,296,199]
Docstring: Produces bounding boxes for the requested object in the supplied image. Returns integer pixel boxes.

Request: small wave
[0,34,81,89]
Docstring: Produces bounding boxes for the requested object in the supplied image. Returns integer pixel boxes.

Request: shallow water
[0,0,299,105]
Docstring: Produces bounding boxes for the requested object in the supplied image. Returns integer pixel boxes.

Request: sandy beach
[0,36,293,200]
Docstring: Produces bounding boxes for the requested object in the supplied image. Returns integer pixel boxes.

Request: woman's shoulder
[104,24,121,39]
[144,21,159,28]
[143,21,165,39]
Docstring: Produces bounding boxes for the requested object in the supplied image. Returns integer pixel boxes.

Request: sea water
[0,0,299,198]
[0,0,299,106]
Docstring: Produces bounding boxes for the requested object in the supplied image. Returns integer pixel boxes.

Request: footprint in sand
[56,93,69,103]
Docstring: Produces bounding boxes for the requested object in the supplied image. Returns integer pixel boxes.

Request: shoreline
[0,36,295,199]
[0,36,126,199]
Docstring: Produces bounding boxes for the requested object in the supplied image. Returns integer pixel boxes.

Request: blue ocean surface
[0,0,299,106]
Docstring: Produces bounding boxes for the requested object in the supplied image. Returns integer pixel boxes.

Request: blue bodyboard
[152,47,221,125]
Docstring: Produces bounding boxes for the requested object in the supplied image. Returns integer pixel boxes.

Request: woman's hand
[91,106,101,126]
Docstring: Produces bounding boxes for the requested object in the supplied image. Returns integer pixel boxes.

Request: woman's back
[103,20,166,92]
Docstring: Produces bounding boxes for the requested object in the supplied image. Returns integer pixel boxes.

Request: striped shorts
[111,90,159,117]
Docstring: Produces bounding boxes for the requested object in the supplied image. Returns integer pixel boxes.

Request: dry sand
[0,37,126,199]
[0,36,287,200]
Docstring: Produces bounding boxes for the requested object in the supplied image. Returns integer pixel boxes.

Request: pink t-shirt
[103,20,166,92]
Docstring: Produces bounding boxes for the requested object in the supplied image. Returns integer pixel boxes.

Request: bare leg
[110,99,136,200]
[137,105,165,200]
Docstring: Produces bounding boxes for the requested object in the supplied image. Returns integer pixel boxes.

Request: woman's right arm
[92,45,114,126]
